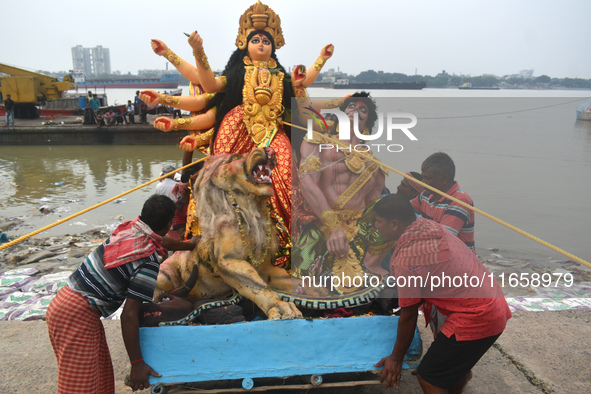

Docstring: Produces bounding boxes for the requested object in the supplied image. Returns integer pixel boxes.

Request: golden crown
[236,1,285,50]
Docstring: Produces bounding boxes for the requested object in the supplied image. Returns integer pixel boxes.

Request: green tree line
[350,70,591,89]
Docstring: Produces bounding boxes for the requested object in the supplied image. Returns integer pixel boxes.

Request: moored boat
[332,81,426,90]
[459,82,500,90]
[76,74,179,89]
[0,92,117,118]
[576,99,591,121]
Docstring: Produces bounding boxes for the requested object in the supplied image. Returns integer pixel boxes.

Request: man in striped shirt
[373,194,511,393]
[412,152,475,251]
[47,195,196,393]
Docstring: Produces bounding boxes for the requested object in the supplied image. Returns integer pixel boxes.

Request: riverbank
[1,226,590,392]
[0,114,188,145]
[2,222,591,313]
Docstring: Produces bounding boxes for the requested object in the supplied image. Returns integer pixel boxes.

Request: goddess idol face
[248,33,273,62]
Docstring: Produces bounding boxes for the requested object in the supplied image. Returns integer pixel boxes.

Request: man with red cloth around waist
[47,195,197,393]
[373,194,511,393]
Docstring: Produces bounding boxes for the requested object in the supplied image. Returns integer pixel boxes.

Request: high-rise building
[71,45,92,75]
[71,45,111,76]
[92,46,111,75]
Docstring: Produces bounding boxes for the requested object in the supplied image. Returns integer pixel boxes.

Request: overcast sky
[3,0,590,79]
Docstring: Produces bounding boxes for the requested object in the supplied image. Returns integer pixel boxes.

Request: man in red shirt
[373,194,511,393]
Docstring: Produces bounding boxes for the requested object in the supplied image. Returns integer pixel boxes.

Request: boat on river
[0,92,112,118]
[332,81,426,90]
[576,99,591,120]
[75,74,179,89]
[459,82,500,90]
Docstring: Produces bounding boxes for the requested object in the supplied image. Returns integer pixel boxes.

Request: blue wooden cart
[140,315,422,392]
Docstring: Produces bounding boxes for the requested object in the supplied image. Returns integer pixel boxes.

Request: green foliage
[351,70,428,85]
[559,78,591,88]
[535,75,551,84]
[355,70,380,82]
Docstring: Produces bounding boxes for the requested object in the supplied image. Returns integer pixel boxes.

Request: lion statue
[155,147,302,320]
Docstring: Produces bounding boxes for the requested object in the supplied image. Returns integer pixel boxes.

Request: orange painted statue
[140,1,341,267]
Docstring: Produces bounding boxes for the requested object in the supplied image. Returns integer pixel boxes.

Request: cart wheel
[242,378,254,390]
[310,374,323,386]
[151,383,165,394]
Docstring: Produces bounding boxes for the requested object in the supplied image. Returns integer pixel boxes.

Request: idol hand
[292,65,306,87]
[139,90,161,106]
[321,44,334,60]
[154,117,173,132]
[151,39,168,56]
[188,31,204,53]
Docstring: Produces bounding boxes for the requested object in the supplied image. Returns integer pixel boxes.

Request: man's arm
[374,301,421,389]
[121,298,161,391]
[161,236,198,251]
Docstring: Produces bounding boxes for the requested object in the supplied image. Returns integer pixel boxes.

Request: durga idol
[142,1,337,266]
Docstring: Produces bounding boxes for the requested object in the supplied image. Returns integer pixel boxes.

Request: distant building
[519,69,534,78]
[71,45,91,75]
[71,45,111,76]
[92,46,111,75]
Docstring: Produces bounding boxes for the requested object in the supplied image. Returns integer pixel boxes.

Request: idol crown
[236,1,285,50]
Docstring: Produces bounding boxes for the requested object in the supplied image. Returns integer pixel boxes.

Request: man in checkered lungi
[47,194,196,393]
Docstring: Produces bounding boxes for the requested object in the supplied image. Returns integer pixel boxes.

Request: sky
[2,0,590,79]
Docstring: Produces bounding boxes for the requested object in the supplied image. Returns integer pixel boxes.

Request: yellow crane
[0,63,76,118]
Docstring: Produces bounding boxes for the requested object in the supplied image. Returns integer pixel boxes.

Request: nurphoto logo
[305,108,419,153]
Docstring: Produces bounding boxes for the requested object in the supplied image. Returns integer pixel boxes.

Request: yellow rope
[3,125,589,270]
[0,156,208,252]
[284,121,591,269]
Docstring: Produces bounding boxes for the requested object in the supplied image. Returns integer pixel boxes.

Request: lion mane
[193,152,279,266]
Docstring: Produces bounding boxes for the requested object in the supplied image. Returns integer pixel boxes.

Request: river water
[1,88,591,272]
